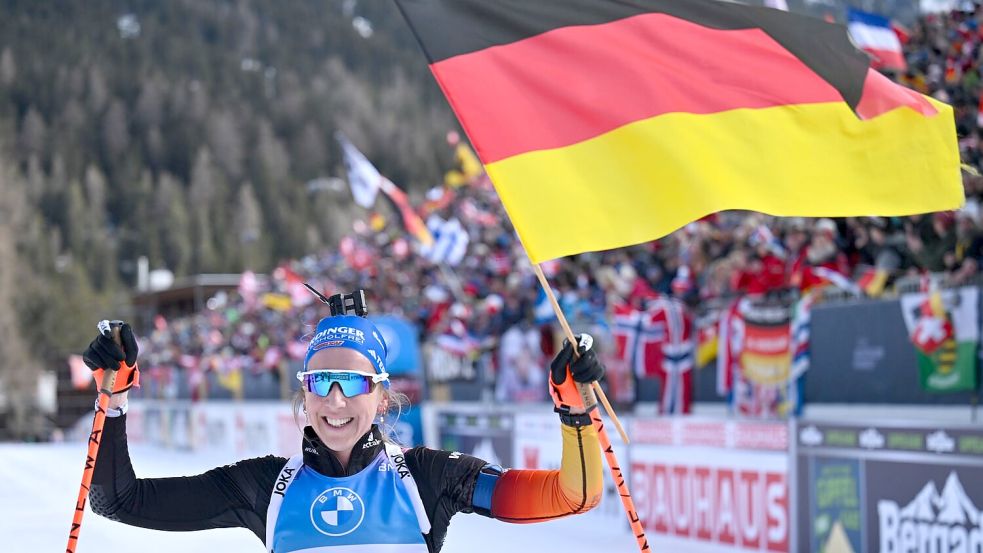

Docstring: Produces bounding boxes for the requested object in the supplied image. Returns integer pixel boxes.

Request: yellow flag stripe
[486,100,962,263]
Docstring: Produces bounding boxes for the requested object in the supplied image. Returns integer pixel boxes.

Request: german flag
[396,0,963,263]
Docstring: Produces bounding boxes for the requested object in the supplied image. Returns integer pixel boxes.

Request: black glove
[549,333,605,385]
[82,320,140,393]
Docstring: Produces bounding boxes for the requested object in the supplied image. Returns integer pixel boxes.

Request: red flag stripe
[432,12,846,164]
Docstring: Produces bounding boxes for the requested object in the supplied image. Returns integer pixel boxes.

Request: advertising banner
[808,297,979,404]
[630,418,789,552]
[794,420,983,553]
[127,401,303,458]
[425,342,480,384]
[435,409,513,466]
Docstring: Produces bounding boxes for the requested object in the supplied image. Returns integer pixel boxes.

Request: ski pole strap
[555,402,597,428]
[93,398,128,417]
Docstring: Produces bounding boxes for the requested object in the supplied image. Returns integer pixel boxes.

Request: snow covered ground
[1,442,639,553]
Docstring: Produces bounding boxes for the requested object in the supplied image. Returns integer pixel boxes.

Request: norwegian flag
[614,296,694,413]
[611,302,643,376]
[786,292,815,416]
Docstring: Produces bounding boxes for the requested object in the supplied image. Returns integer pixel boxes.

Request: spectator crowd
[135,4,983,404]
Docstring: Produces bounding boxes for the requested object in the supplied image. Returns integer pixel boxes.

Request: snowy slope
[0,442,639,553]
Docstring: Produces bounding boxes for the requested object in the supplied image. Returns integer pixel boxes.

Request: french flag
[848,8,907,71]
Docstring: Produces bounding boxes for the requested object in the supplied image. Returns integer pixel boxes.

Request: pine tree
[235,181,268,270]
[0,47,15,87]
[0,151,41,438]
[155,172,192,275]
[189,147,222,272]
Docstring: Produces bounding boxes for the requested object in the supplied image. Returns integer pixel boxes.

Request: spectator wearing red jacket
[791,219,851,291]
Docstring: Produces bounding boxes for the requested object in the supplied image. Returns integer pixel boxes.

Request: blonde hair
[292,384,410,446]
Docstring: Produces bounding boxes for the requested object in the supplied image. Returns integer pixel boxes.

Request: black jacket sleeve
[88,414,287,543]
[403,447,488,552]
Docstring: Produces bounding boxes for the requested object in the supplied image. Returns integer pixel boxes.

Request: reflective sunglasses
[296,370,387,398]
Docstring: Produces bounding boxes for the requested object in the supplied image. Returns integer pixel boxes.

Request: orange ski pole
[66,323,121,553]
[532,264,650,552]
[588,409,649,551]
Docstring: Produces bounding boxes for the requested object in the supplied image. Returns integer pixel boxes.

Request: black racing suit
[89,416,489,552]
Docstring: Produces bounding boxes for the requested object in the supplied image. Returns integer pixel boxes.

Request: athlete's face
[303,348,385,465]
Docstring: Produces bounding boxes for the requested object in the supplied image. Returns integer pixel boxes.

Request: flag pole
[531,263,629,443]
[531,262,650,552]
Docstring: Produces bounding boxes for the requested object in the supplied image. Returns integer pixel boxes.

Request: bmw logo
[310,487,365,536]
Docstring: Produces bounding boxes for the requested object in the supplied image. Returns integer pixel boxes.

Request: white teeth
[324,417,353,428]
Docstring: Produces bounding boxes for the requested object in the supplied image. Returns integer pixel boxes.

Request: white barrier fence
[422,403,790,552]
[122,400,303,458]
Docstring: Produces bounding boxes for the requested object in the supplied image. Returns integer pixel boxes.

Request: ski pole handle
[532,264,630,443]
[66,323,122,553]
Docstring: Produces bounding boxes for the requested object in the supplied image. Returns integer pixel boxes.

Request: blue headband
[303,315,389,387]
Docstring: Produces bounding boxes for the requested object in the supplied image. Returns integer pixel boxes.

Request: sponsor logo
[311,327,366,346]
[310,487,365,536]
[362,437,381,449]
[579,333,594,352]
[633,461,788,551]
[304,446,318,455]
[800,425,823,446]
[852,338,885,371]
[926,430,955,454]
[311,340,344,352]
[878,472,982,553]
[448,451,462,460]
[859,428,885,449]
[390,453,411,479]
[272,466,297,497]
[367,348,385,371]
[426,347,478,382]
